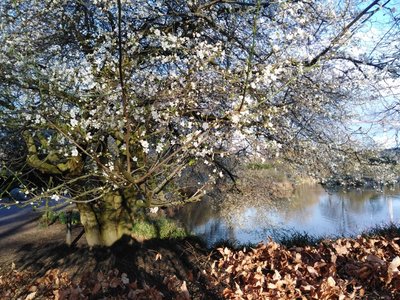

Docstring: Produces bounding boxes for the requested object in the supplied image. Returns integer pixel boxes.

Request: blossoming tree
[0,0,398,246]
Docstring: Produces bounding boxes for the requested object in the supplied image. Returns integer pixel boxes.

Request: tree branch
[117,0,132,174]
[306,0,382,67]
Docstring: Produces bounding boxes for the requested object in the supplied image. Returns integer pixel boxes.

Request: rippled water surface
[177,184,400,246]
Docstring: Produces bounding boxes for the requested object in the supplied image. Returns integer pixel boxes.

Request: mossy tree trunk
[77,192,135,246]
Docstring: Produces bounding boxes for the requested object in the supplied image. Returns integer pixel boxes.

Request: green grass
[361,222,400,239]
[276,231,324,248]
[212,239,256,251]
[131,217,188,240]
[211,232,324,250]
[40,210,80,226]
[208,223,400,251]
[274,223,400,248]
[246,162,274,170]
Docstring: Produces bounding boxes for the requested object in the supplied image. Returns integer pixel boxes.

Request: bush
[40,210,80,226]
[131,217,188,240]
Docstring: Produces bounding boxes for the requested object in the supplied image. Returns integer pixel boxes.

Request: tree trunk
[76,192,134,246]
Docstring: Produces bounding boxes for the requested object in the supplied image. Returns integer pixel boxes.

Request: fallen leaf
[28,285,37,292]
[267,283,277,289]
[223,288,233,297]
[226,265,234,274]
[294,253,302,263]
[327,276,336,287]
[273,270,281,281]
[366,254,385,265]
[389,256,400,273]
[331,253,337,264]
[53,289,60,300]
[307,266,319,277]
[180,281,190,300]
[97,272,104,282]
[92,282,101,294]
[235,282,243,296]
[121,273,129,285]
[25,291,37,300]
[333,244,349,256]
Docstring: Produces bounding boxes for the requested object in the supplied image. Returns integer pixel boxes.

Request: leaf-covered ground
[0,267,191,299]
[0,235,221,300]
[212,237,400,299]
[2,232,400,299]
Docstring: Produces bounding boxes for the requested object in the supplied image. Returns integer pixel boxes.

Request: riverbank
[1,219,400,299]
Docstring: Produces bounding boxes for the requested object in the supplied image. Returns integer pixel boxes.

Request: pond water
[176,184,400,247]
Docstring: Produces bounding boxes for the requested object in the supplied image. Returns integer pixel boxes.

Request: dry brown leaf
[366,254,385,265]
[389,256,400,273]
[327,276,336,287]
[91,282,101,294]
[254,273,264,281]
[223,288,233,297]
[333,243,349,256]
[121,272,129,285]
[267,283,277,289]
[224,247,231,256]
[53,289,60,300]
[55,276,60,287]
[273,270,281,281]
[180,281,191,300]
[294,253,302,263]
[28,285,37,292]
[155,252,162,261]
[331,253,337,264]
[387,255,400,284]
[226,265,234,274]
[99,276,109,288]
[357,266,372,280]
[307,266,319,277]
[97,272,104,282]
[129,280,138,290]
[25,291,37,300]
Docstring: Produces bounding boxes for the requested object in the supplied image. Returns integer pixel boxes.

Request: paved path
[0,201,75,268]
[0,205,41,240]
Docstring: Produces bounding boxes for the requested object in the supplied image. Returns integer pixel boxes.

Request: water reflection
[176,184,400,247]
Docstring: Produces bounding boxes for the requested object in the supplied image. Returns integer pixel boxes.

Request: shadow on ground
[12,235,222,299]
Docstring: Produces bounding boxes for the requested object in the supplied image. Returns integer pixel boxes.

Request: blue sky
[347,0,400,149]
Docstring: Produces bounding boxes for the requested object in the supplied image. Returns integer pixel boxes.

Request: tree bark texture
[77,192,134,246]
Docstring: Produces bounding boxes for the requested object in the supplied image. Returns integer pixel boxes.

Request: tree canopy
[1,0,399,245]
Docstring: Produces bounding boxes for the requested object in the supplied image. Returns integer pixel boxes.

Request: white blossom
[51,194,60,201]
[71,148,79,157]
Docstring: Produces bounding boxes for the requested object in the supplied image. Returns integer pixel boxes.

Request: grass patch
[209,230,329,250]
[276,231,324,248]
[246,162,274,170]
[131,220,157,239]
[131,217,188,240]
[212,239,256,251]
[361,222,400,239]
[274,223,400,248]
[40,210,80,226]
[156,217,187,239]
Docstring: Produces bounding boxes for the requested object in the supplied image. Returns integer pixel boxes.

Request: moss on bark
[77,192,134,246]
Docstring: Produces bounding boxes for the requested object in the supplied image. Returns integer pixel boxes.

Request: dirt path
[0,206,84,268]
[0,208,222,299]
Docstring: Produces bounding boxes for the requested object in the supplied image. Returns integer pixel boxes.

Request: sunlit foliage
[0,0,399,245]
